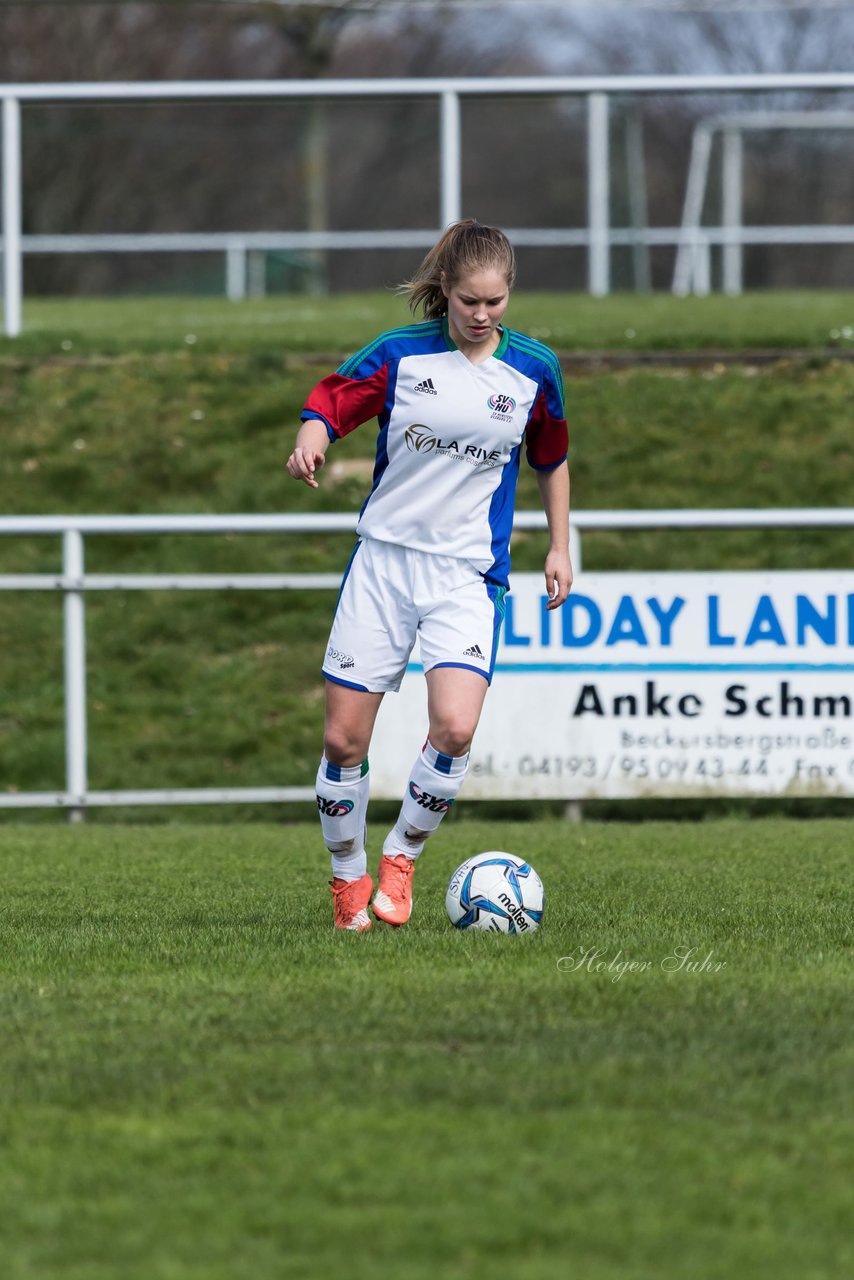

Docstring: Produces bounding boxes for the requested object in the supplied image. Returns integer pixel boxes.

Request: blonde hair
[400,219,516,321]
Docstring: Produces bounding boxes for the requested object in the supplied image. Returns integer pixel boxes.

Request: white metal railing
[4,73,854,332]
[1,508,852,817]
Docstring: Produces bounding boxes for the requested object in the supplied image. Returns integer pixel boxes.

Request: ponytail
[399,219,516,320]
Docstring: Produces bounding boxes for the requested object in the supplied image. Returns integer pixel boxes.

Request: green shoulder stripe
[337,319,444,378]
[506,330,566,405]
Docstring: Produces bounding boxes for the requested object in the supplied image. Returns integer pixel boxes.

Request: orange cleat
[329,874,373,931]
[372,854,415,926]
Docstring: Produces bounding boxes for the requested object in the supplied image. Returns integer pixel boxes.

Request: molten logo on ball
[445,852,544,934]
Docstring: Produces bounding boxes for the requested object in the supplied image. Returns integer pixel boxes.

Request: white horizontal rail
[2,509,853,538]
[2,788,316,809]
[0,512,360,535]
[704,111,854,131]
[5,226,854,258]
[0,574,345,591]
[4,74,854,101]
[570,508,854,529]
[9,231,442,253]
[1,507,851,816]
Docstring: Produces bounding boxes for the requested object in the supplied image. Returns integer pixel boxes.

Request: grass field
[1,817,852,1279]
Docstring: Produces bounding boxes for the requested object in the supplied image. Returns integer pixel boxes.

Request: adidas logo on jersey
[414,377,438,395]
[463,643,486,660]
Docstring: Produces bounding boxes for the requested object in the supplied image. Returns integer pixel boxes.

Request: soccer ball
[445,852,544,934]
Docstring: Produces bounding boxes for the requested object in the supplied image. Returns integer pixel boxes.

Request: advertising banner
[371,571,854,799]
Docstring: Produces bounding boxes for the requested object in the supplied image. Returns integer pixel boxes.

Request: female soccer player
[286,219,572,930]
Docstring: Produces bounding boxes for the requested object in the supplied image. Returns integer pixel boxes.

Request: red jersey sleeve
[301,366,390,440]
[525,388,568,471]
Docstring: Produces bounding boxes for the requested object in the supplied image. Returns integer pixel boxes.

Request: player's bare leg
[318,682,384,930]
[323,680,385,766]
[424,665,489,759]
[374,667,488,926]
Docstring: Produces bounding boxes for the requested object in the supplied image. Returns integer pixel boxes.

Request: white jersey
[301,317,568,586]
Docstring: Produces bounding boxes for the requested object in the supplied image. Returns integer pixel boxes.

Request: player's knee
[323,724,369,767]
[428,716,476,759]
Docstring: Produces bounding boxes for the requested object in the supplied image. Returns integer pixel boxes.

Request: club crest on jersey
[488,392,516,422]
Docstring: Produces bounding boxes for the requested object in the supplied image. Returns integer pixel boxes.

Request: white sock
[315,755,370,882]
[383,740,469,861]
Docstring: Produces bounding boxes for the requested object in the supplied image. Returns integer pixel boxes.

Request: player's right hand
[286,446,326,488]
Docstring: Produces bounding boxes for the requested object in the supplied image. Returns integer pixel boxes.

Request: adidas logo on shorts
[463,643,485,660]
[414,377,437,395]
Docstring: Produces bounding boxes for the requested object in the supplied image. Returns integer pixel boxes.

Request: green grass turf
[1,817,851,1279]
[4,290,854,357]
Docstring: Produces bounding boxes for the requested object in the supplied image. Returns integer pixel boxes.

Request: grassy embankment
[1,292,852,807]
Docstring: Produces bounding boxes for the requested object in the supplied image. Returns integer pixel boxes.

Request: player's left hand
[286,445,326,488]
[543,548,573,611]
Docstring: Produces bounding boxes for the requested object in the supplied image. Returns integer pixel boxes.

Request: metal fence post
[63,530,88,822]
[247,249,267,298]
[673,123,713,296]
[226,240,247,301]
[570,523,582,573]
[587,92,610,297]
[625,106,652,292]
[2,95,23,338]
[692,235,711,296]
[440,90,462,229]
[722,126,744,296]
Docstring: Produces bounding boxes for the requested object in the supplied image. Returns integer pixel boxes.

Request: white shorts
[322,538,508,694]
